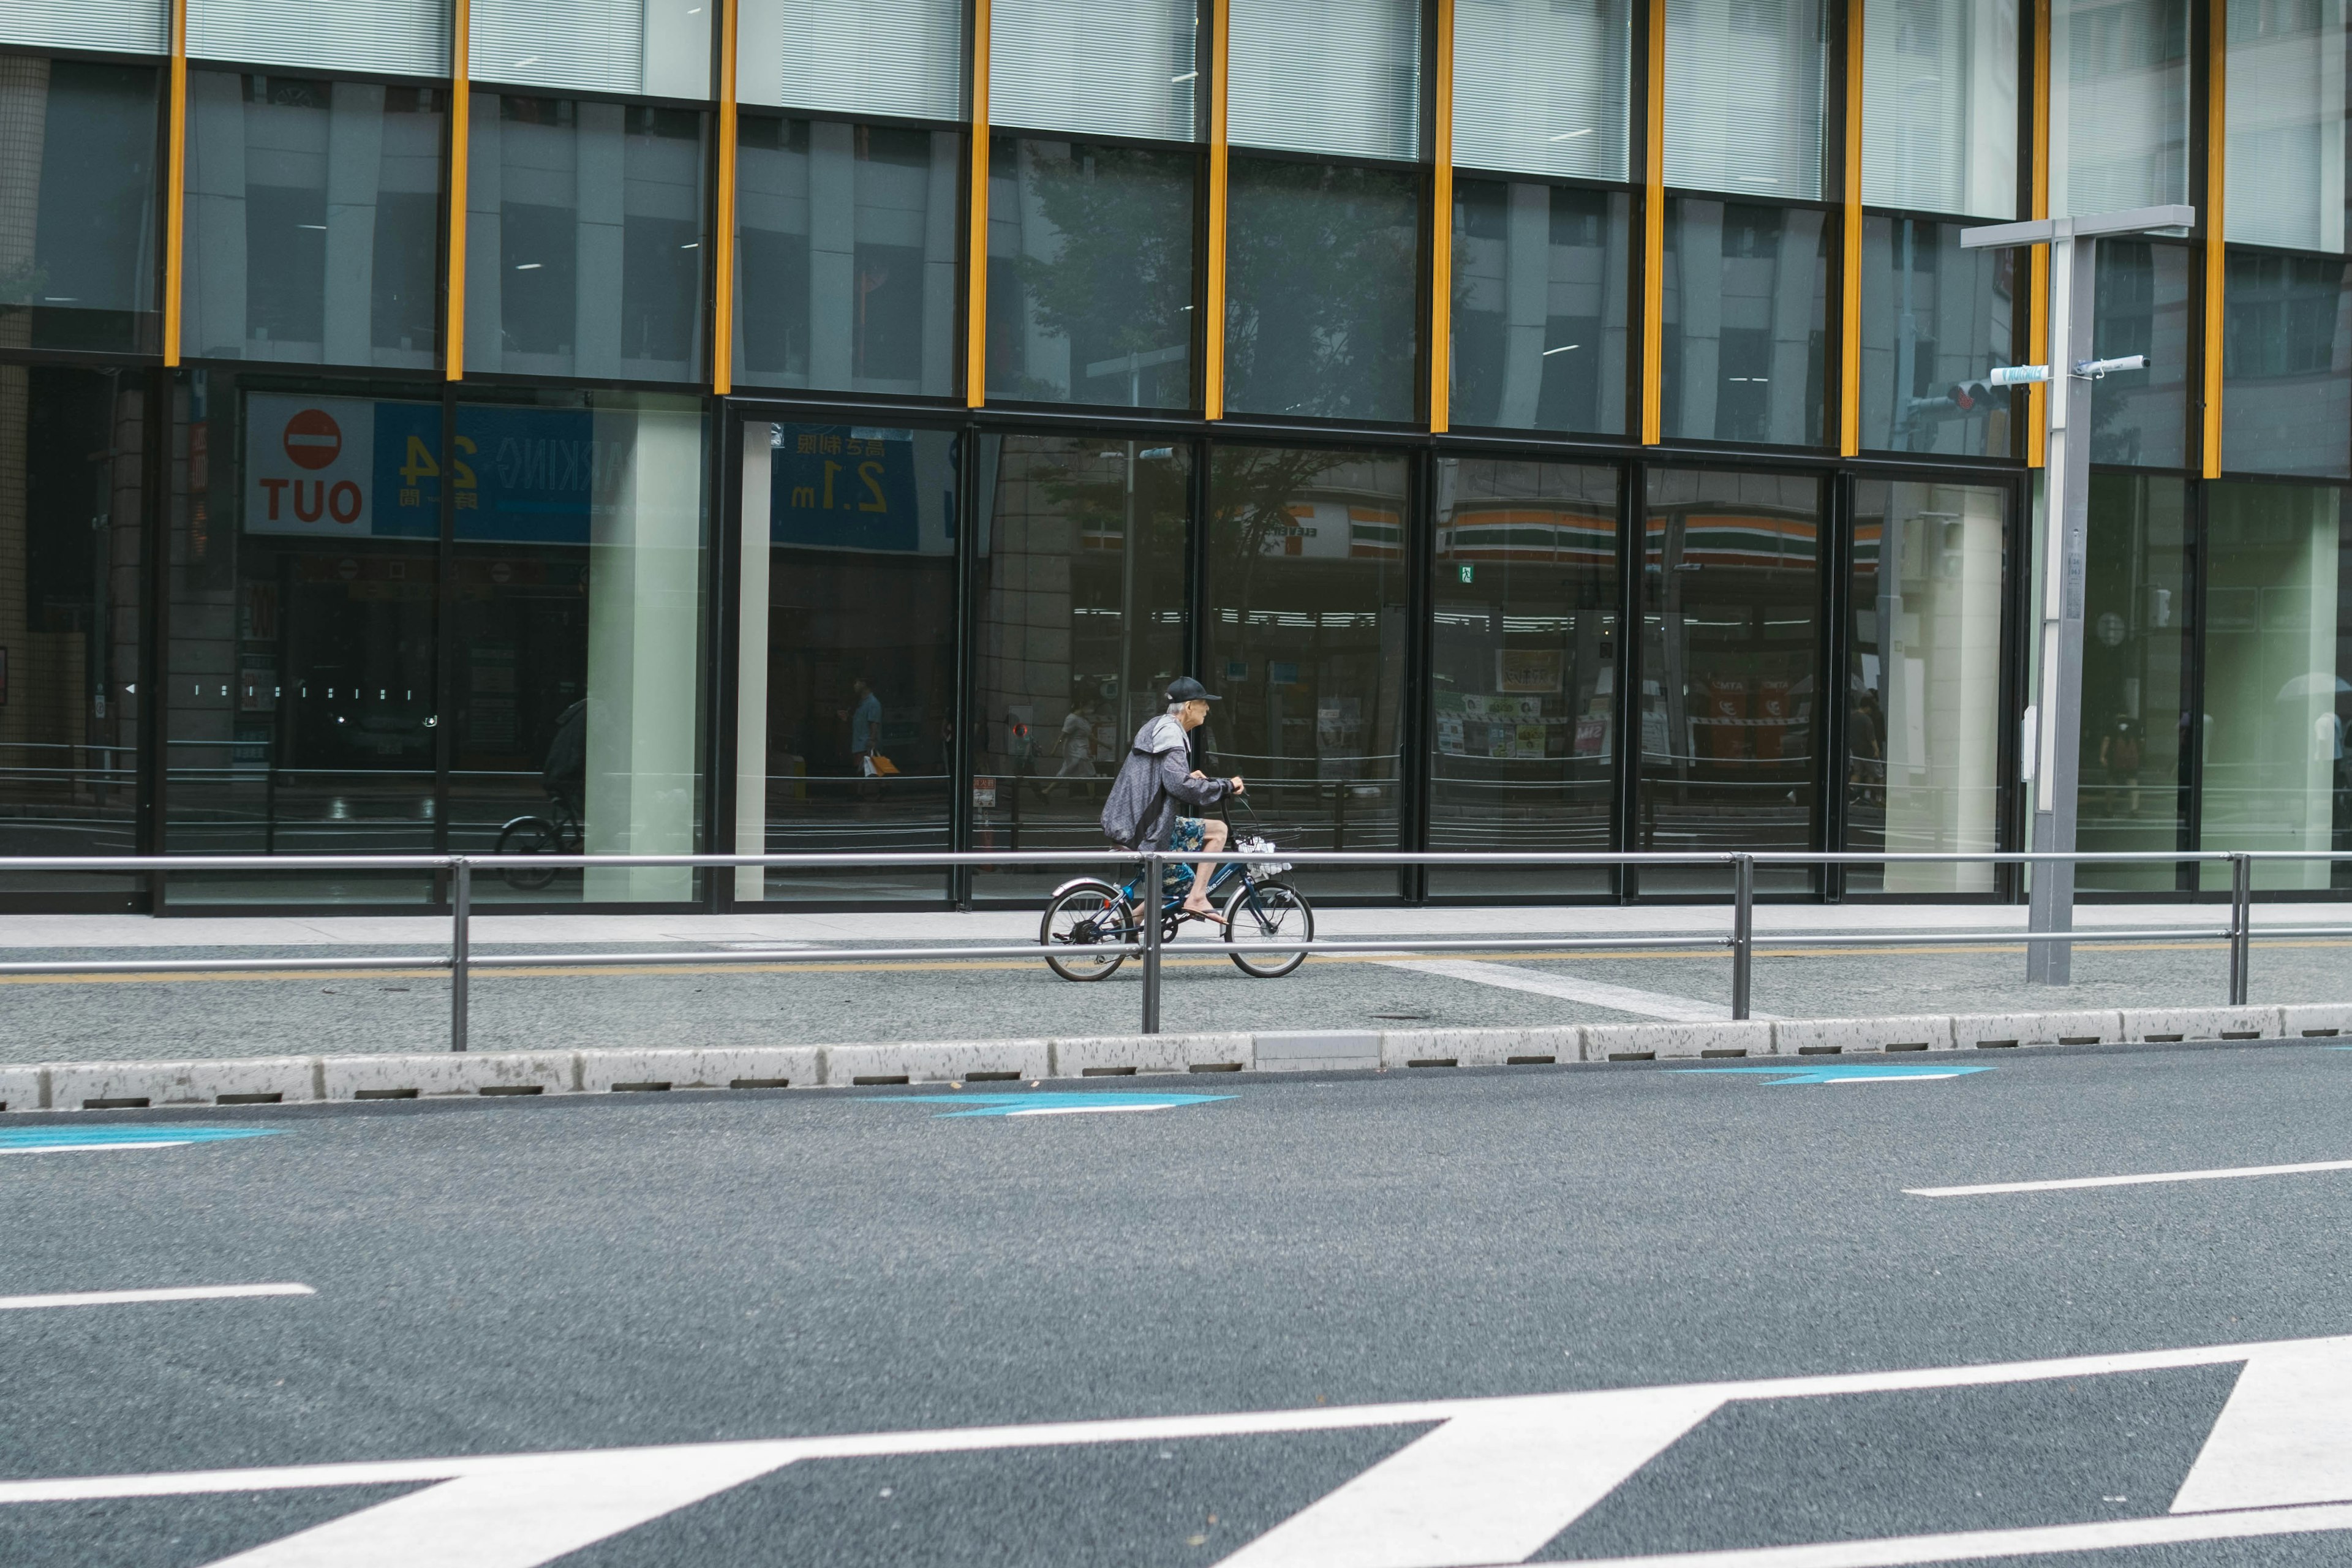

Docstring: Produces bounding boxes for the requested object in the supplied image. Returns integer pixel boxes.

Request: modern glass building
[0,0,2344,911]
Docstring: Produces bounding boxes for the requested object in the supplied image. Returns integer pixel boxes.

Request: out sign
[245,393,379,538]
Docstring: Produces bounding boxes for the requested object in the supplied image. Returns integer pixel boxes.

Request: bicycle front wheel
[1223,879,1313,978]
[1040,880,1131,981]
[494,817,561,891]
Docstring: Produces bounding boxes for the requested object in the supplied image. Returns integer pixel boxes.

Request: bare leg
[1182,819,1227,918]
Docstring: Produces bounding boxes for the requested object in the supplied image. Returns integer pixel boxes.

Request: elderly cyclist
[1099,676,1246,924]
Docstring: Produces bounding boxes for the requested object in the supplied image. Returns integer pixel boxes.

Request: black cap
[1164,676,1221,704]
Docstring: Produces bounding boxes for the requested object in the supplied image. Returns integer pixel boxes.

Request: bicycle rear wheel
[494,816,562,891]
[1040,880,1131,981]
[1223,879,1313,978]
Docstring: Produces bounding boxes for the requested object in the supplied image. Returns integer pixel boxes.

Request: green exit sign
[1457,564,1474,584]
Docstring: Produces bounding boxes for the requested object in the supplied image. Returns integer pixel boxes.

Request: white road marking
[0,1283,314,1311]
[0,1142,195,1155]
[1907,1156,2352,1197]
[4,1333,2348,1567]
[1375,958,1776,1022]
[1006,1104,1172,1116]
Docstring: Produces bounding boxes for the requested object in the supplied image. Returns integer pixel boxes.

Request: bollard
[1730,853,1754,1021]
[1140,851,1163,1035]
[450,859,472,1053]
[2228,853,2252,1007]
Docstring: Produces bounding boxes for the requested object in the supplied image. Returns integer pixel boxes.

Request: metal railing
[0,848,2342,1049]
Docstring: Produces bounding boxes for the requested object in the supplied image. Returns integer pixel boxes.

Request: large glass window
[2075,472,2188,889]
[733,116,962,399]
[2224,0,2346,253]
[1226,0,1420,162]
[2051,0,2188,219]
[1638,468,1822,891]
[2199,482,2348,891]
[189,0,448,79]
[1665,0,1827,200]
[1203,445,1408,895]
[986,138,1196,409]
[2222,250,2352,480]
[1860,0,2019,219]
[968,435,1191,898]
[1452,0,1632,182]
[0,58,162,355]
[1856,216,2021,456]
[733,420,959,902]
[990,0,1199,144]
[2,0,168,55]
[0,367,146,902]
[1430,459,1620,897]
[738,0,967,121]
[470,0,712,100]
[182,72,444,369]
[1450,180,1633,436]
[1224,157,1420,424]
[1659,198,1830,447]
[1845,480,2008,894]
[465,94,709,385]
[2085,238,2190,468]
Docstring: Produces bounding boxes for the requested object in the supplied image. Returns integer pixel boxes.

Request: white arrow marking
[2172,1334,2352,1513]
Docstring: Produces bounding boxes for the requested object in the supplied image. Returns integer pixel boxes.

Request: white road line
[1907,1157,2352,1198]
[0,1142,194,1155]
[0,1283,314,1311]
[1376,957,1776,1022]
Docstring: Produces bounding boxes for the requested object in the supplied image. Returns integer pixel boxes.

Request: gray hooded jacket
[1099,714,1231,850]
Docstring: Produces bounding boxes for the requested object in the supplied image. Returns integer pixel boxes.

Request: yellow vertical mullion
[2201,0,2225,479]
[1204,0,1231,421]
[2026,0,2049,467]
[1838,0,1863,456]
[446,0,470,381]
[712,0,739,396]
[965,0,990,407]
[1640,0,1665,445]
[161,0,188,366]
[1428,0,1453,434]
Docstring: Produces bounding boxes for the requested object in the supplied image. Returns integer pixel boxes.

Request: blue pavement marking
[879,1092,1237,1118]
[1681,1061,1997,1085]
[0,1126,282,1152]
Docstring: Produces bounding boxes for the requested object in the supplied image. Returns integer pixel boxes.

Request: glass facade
[0,4,2340,914]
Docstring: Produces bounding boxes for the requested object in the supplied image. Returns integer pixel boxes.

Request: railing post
[1139,851,1162,1034]
[1730,853,1754,1021]
[2228,852,2252,1008]
[450,858,472,1053]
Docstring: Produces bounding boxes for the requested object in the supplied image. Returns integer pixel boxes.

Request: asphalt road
[7,1042,2352,1564]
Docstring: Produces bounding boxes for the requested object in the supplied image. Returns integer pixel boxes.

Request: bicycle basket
[1235,834,1292,877]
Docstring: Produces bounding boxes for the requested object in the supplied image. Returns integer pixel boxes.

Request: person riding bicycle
[541,696,587,825]
[1100,676,1245,925]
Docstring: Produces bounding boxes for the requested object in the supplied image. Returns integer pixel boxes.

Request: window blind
[2049,0,2187,218]
[1860,0,2018,218]
[1452,0,1632,182]
[737,0,967,122]
[1664,0,1827,199]
[2225,0,2345,251]
[189,0,450,77]
[1227,0,1421,163]
[1,0,167,55]
[471,0,712,100]
[990,0,1198,142]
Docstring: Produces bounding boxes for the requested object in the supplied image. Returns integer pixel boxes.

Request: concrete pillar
[1675,205,1722,437]
[807,120,855,386]
[184,69,249,359]
[573,103,626,380]
[322,83,385,368]
[922,130,959,395]
[1494,181,1550,428]
[734,423,772,902]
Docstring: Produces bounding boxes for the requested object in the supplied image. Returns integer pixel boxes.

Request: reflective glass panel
[464,95,709,385]
[733,421,959,902]
[2225,0,2345,252]
[0,58,161,355]
[2086,238,2189,468]
[1429,459,1620,897]
[986,138,1196,410]
[1452,0,1633,181]
[470,0,712,100]
[733,116,962,398]
[1659,197,1830,447]
[1226,0,1420,162]
[0,368,146,900]
[189,0,449,80]
[2199,481,2349,890]
[1639,467,1822,892]
[2222,249,2352,479]
[739,0,967,121]
[1,0,168,55]
[990,0,1199,143]
[1860,0,2019,219]
[968,435,1192,899]
[1224,157,1420,424]
[182,72,445,369]
[1203,446,1408,896]
[2051,0,2188,217]
[1845,480,2007,894]
[2075,472,2188,890]
[1856,216,2021,456]
[1665,0,1828,199]
[1449,180,1632,436]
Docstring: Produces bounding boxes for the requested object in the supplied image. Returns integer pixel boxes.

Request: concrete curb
[0,1003,2334,1110]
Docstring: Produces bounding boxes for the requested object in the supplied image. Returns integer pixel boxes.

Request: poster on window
[1496,649,1564,694]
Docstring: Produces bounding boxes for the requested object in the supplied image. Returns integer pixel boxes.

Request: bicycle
[1039,812,1314,982]
[494,793,581,891]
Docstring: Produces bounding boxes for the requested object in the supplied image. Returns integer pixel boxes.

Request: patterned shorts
[1163,818,1207,893]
